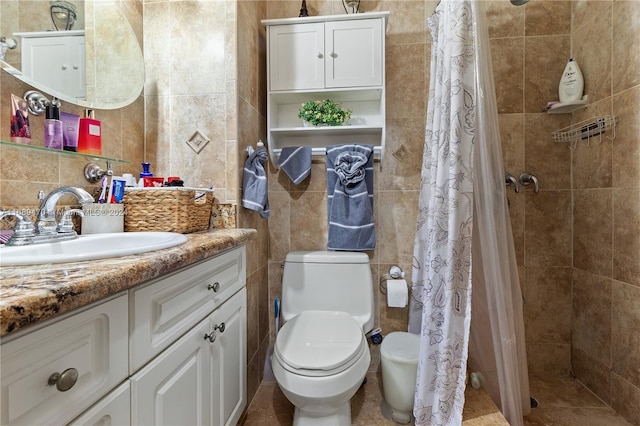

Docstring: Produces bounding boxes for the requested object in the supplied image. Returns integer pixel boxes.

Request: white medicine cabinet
[14,31,86,99]
[262,12,389,167]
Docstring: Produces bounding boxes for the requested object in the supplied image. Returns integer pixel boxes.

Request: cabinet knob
[207,281,220,292]
[48,368,78,392]
[317,53,323,59]
[329,52,337,58]
[61,64,68,70]
[214,322,226,333]
[204,332,216,343]
[73,64,79,69]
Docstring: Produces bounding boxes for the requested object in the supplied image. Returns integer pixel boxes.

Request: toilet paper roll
[386,279,408,308]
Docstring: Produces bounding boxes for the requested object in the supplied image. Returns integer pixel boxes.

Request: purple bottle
[44,105,63,150]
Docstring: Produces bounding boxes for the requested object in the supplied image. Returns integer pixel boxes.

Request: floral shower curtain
[408,1,530,425]
[408,2,476,424]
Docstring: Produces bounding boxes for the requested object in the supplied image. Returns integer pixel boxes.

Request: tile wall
[490,1,640,424]
[569,2,640,424]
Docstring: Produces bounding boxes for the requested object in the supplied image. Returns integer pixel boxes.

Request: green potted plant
[298,99,352,126]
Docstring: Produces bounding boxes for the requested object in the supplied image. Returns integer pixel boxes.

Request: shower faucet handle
[505,172,519,193]
[519,173,539,193]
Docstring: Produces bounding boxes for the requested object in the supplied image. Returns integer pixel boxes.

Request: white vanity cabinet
[263,12,389,167]
[14,31,86,99]
[0,245,247,426]
[129,246,247,426]
[0,294,129,426]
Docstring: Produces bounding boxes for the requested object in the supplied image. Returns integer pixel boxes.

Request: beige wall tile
[527,342,571,376]
[385,43,426,120]
[613,188,640,287]
[267,190,290,262]
[612,1,640,95]
[524,35,571,112]
[611,281,640,386]
[611,372,640,426]
[289,190,328,252]
[377,190,419,265]
[572,347,612,404]
[524,190,572,266]
[572,0,610,31]
[524,113,572,189]
[524,266,572,344]
[380,118,423,191]
[486,0,525,38]
[491,37,525,114]
[573,6,612,104]
[573,189,613,276]
[572,268,612,366]
[612,86,640,188]
[525,1,572,36]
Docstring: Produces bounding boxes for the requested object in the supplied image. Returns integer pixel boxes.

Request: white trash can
[380,331,420,424]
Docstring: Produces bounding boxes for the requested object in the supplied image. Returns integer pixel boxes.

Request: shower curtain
[408,1,530,425]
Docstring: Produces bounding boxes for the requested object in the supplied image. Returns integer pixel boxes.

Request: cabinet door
[21,35,86,98]
[325,18,383,88]
[67,381,130,426]
[130,319,212,426]
[0,294,128,426]
[269,23,325,91]
[209,288,247,426]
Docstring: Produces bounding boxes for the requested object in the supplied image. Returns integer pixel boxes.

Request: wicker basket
[123,187,214,233]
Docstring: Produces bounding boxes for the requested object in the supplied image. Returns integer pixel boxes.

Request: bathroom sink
[0,232,189,266]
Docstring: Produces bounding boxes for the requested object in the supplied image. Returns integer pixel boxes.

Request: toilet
[271,251,374,426]
[380,331,420,424]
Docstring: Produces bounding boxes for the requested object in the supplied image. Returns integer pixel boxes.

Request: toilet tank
[281,251,374,333]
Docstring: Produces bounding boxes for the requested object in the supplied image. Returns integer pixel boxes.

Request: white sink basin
[0,232,189,266]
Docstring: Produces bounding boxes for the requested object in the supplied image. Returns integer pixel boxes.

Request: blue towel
[242,146,270,218]
[278,146,312,185]
[326,144,375,251]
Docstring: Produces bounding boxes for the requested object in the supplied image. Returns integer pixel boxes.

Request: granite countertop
[0,228,256,337]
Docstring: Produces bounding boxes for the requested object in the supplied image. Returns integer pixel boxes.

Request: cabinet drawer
[68,381,130,426]
[0,294,128,426]
[129,246,246,373]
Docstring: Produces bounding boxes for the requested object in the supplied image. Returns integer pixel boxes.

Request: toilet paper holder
[380,265,407,295]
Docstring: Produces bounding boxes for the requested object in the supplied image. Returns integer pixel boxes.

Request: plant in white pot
[298,99,352,126]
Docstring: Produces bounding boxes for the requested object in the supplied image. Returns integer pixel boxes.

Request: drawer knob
[214,322,226,333]
[48,368,78,392]
[207,282,220,292]
[204,332,216,343]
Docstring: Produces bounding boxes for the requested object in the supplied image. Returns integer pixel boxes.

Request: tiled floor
[240,373,632,426]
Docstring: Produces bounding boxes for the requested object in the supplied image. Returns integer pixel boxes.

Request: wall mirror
[0,0,144,110]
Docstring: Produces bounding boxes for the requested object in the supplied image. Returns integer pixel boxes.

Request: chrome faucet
[0,211,36,246]
[35,186,95,236]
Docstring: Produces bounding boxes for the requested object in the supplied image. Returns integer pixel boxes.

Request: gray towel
[242,146,270,218]
[278,146,312,185]
[326,144,375,251]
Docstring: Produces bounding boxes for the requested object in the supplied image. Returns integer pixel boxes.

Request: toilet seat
[274,310,366,377]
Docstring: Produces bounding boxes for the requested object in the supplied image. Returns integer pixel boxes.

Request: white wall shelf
[262,12,389,168]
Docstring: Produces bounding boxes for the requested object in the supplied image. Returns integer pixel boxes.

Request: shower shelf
[553,116,617,149]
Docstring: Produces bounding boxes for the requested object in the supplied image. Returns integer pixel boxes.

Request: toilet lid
[275,310,365,376]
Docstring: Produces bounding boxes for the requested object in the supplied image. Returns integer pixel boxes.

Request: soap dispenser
[559,58,584,103]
